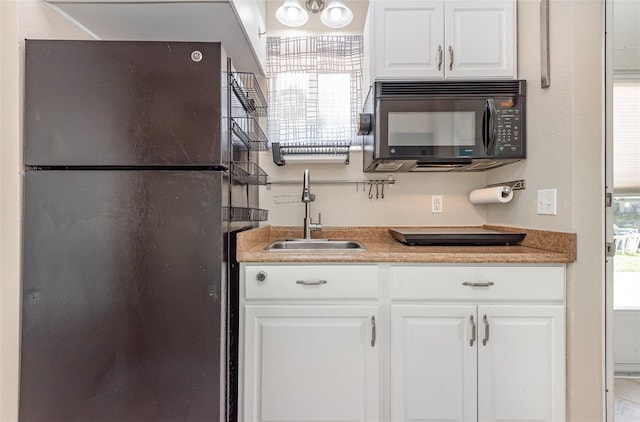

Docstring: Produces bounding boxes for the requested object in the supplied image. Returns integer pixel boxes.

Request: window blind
[613,77,640,193]
[266,36,364,146]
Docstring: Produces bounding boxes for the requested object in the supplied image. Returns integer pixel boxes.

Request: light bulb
[286,6,299,20]
[330,7,342,21]
[320,0,352,28]
[276,0,308,27]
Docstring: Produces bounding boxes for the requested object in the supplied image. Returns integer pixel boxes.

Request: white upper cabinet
[369,0,516,80]
[444,0,516,78]
[373,1,445,79]
[229,0,267,74]
[42,0,267,76]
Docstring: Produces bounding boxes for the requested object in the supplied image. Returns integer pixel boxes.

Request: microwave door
[483,99,498,156]
[379,99,487,159]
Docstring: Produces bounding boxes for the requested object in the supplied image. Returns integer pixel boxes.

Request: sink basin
[264,239,366,251]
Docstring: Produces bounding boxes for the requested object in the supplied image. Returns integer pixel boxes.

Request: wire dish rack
[224,207,268,222]
[272,141,351,166]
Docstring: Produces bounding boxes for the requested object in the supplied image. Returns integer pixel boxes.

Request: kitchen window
[266,36,363,147]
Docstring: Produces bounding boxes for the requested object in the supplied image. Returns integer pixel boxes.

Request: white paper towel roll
[469,186,514,204]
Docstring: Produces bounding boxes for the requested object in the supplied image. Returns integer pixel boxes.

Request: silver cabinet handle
[437,45,443,70]
[540,0,550,88]
[482,314,490,346]
[469,315,476,347]
[295,280,327,286]
[371,316,376,347]
[449,46,454,71]
[462,281,494,287]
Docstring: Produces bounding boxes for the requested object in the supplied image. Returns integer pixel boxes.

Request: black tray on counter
[389,227,526,246]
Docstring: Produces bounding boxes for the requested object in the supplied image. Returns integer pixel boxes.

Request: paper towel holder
[486,179,526,191]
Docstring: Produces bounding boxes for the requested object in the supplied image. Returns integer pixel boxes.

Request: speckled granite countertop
[237,225,576,264]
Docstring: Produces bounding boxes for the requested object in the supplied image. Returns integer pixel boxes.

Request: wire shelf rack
[224,207,269,222]
[230,161,268,185]
[231,117,269,151]
[230,72,267,117]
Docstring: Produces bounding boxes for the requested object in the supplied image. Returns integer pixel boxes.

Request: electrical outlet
[537,189,557,215]
[431,195,443,213]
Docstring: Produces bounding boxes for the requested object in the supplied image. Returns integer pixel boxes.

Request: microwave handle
[484,99,498,155]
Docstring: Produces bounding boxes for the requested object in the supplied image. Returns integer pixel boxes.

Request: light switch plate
[537,189,557,215]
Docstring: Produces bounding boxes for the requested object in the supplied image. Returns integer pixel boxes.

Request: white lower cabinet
[477,305,565,422]
[240,265,380,422]
[390,305,478,421]
[389,265,566,422]
[240,264,566,422]
[390,304,565,422]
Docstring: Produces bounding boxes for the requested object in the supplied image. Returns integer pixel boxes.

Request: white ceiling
[266,0,369,36]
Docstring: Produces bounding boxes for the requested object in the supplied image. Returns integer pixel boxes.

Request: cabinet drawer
[391,265,565,302]
[243,265,379,300]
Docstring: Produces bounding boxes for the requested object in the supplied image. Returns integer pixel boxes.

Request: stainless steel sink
[264,239,366,251]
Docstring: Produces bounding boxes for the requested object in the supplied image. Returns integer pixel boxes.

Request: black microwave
[359,80,526,172]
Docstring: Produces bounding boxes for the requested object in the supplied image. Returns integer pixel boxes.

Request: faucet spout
[302,168,312,203]
[301,169,321,239]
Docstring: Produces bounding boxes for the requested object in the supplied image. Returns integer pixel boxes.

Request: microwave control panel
[495,100,524,156]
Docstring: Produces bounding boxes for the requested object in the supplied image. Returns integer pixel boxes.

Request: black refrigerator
[20,40,268,422]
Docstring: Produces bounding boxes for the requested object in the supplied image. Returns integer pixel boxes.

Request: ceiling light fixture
[320,0,353,28]
[276,0,353,29]
[275,0,309,27]
[305,0,324,14]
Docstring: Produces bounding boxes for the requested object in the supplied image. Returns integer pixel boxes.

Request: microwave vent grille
[378,80,525,97]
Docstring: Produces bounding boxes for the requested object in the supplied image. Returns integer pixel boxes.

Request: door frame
[604,0,614,420]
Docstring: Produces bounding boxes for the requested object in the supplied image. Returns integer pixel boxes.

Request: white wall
[259,150,491,227]
[489,1,606,420]
[0,2,89,421]
[0,3,21,420]
[1,0,606,421]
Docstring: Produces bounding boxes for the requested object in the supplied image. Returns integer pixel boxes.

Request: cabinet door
[373,0,444,79]
[243,305,379,422]
[390,305,477,422]
[231,0,267,74]
[477,305,565,422]
[444,0,516,78]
